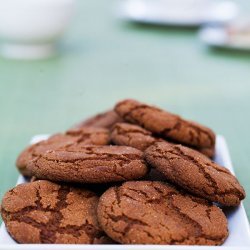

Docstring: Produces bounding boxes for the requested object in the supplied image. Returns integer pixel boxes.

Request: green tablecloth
[0,0,249,222]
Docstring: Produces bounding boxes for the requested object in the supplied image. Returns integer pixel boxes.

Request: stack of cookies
[1,99,246,245]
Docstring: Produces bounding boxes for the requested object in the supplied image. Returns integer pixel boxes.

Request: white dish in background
[118,0,239,27]
[0,135,249,249]
[199,25,250,51]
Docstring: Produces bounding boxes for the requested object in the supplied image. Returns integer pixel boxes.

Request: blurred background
[0,0,249,220]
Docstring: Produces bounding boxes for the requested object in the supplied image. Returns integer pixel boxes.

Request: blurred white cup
[0,0,75,60]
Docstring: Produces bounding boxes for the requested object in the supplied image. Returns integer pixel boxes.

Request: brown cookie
[16,127,110,177]
[114,99,216,151]
[111,123,157,151]
[1,180,112,244]
[145,142,245,206]
[142,168,167,182]
[27,145,148,183]
[97,181,228,245]
[198,146,215,159]
[111,122,214,158]
[72,110,123,130]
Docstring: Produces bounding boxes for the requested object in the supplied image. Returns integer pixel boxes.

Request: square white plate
[0,135,250,250]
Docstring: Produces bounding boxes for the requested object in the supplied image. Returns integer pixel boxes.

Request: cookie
[198,146,215,159]
[66,127,110,145]
[111,123,157,151]
[16,127,110,177]
[145,142,245,206]
[72,110,123,130]
[115,99,216,151]
[1,180,111,244]
[111,123,214,158]
[97,181,228,245]
[142,168,167,182]
[27,145,148,183]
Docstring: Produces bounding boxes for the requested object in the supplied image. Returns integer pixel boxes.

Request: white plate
[199,26,250,50]
[0,135,250,249]
[118,0,239,27]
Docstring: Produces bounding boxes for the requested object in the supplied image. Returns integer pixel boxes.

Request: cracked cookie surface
[145,142,245,206]
[111,123,157,151]
[27,146,148,183]
[72,110,123,130]
[114,99,216,151]
[16,127,110,177]
[97,181,228,245]
[1,180,112,244]
[111,123,214,158]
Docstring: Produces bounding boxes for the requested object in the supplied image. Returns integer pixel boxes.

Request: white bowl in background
[0,0,75,60]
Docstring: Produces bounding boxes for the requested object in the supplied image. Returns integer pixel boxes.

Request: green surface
[0,0,250,223]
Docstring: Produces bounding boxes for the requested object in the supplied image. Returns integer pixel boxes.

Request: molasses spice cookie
[97,181,228,245]
[72,110,123,130]
[115,99,216,150]
[27,145,148,183]
[111,122,157,151]
[16,127,110,177]
[1,180,110,244]
[145,142,245,206]
[111,122,214,158]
